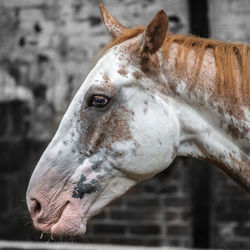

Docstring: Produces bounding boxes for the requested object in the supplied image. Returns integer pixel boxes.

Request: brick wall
[0,0,249,249]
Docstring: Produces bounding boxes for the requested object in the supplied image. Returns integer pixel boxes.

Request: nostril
[30,198,42,219]
[34,199,41,215]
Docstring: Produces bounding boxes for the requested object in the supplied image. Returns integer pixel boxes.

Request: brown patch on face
[143,108,148,114]
[83,102,133,154]
[107,106,133,143]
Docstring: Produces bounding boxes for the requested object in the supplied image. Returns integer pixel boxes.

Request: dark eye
[88,95,110,108]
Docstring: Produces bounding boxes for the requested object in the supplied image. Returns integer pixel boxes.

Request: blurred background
[0,0,249,249]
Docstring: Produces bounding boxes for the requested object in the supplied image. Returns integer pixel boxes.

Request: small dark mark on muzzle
[72,174,99,199]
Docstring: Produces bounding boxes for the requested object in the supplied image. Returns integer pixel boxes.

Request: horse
[26,4,250,236]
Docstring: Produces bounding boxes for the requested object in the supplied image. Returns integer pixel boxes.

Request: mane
[101,27,250,107]
[163,34,250,107]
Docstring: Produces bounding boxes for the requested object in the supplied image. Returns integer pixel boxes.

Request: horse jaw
[49,160,136,236]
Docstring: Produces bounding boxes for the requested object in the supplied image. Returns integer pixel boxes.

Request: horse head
[26,5,184,236]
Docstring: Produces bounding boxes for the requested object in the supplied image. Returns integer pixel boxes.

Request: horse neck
[159,42,250,192]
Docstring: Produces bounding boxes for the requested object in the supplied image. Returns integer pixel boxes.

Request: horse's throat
[176,100,250,192]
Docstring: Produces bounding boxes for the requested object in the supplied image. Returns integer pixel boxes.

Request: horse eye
[89,95,110,108]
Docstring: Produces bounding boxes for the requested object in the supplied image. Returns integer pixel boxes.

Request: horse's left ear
[99,3,128,38]
[140,10,168,55]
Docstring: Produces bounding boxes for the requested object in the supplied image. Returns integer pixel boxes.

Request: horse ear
[140,10,168,55]
[99,3,127,39]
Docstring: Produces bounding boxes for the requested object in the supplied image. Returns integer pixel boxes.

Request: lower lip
[33,222,51,233]
[50,202,86,236]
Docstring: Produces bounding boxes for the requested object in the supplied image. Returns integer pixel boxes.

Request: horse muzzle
[26,189,84,236]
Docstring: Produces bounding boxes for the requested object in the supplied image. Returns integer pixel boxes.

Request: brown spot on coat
[117,68,128,77]
[83,104,133,154]
[103,73,111,84]
[113,151,125,159]
[227,118,248,140]
[133,71,142,80]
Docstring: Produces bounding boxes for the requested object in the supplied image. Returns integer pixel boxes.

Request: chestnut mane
[102,26,250,107]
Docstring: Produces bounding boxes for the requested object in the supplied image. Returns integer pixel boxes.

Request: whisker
[40,233,44,239]
[23,220,32,226]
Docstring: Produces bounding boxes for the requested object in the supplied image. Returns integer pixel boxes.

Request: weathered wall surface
[208,0,250,249]
[209,0,250,42]
[0,0,249,249]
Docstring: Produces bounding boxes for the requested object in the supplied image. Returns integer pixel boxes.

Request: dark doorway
[188,0,210,248]
[188,0,209,38]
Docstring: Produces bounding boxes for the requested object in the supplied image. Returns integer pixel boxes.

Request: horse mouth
[50,201,85,236]
[52,201,70,224]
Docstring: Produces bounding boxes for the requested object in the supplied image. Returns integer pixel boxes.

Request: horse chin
[50,202,87,236]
